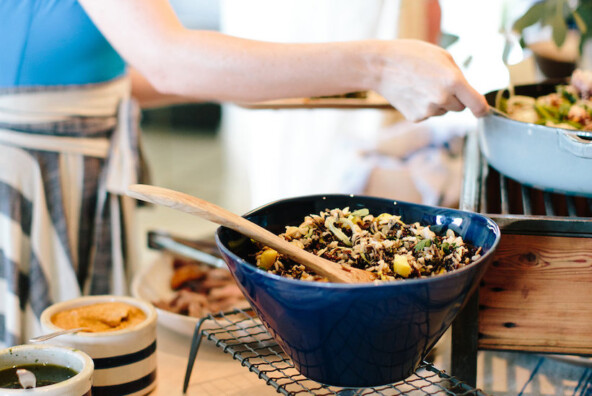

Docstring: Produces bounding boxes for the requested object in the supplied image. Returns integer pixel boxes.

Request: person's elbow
[129,37,189,98]
[138,65,177,97]
[137,59,215,102]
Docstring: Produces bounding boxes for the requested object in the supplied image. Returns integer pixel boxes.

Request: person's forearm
[80,0,379,103]
[80,0,487,121]
[143,31,380,103]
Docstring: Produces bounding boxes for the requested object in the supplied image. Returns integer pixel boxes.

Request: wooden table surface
[152,325,277,395]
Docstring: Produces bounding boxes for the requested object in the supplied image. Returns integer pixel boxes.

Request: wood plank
[477,234,592,354]
[235,91,393,109]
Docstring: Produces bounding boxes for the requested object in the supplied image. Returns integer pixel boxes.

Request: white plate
[131,253,252,337]
[132,253,200,337]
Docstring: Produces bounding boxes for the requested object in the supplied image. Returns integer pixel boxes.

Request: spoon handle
[126,184,374,283]
[29,327,89,343]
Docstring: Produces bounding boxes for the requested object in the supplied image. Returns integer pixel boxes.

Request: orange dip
[51,302,146,332]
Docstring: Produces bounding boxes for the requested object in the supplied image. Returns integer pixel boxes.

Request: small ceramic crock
[39,295,157,396]
[0,344,93,395]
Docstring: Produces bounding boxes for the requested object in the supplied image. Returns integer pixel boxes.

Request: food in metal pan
[154,257,247,318]
[254,207,482,282]
[500,69,592,130]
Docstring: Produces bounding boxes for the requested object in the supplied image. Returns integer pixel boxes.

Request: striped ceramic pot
[40,295,158,396]
[0,344,94,395]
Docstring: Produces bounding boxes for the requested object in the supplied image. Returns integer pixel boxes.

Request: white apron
[0,76,147,347]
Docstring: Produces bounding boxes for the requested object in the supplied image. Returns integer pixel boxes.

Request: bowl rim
[40,295,157,337]
[0,344,94,391]
[216,194,501,289]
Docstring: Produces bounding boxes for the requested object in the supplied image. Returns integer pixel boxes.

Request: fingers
[443,95,465,112]
[380,54,487,122]
[426,105,447,119]
[404,105,447,123]
[416,96,462,121]
[399,94,469,122]
[412,94,464,121]
[453,77,489,117]
[433,107,447,117]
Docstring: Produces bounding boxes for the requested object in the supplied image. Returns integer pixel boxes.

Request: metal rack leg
[183,316,209,394]
[451,289,479,387]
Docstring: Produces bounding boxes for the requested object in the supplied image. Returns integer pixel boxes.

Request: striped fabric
[0,78,147,348]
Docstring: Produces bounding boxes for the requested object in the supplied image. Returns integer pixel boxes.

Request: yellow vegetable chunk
[393,255,412,278]
[259,249,278,270]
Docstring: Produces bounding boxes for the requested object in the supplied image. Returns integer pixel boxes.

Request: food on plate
[254,207,482,282]
[500,69,592,130]
[154,257,247,318]
[51,302,146,332]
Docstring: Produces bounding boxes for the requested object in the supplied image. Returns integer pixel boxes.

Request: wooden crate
[452,130,592,385]
[478,233,592,355]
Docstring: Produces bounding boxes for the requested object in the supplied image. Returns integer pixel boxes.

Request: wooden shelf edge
[235,91,394,110]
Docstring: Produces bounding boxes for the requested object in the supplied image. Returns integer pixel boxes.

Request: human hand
[370,39,488,122]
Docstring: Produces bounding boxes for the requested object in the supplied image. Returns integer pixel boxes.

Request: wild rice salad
[254,207,482,282]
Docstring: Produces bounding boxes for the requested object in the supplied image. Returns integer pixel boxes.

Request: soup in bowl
[0,344,93,395]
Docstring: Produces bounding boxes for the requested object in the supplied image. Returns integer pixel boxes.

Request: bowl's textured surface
[216,195,500,387]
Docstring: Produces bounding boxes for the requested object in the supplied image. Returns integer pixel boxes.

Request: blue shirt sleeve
[0,0,126,88]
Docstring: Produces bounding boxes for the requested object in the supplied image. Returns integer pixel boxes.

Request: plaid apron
[0,76,148,347]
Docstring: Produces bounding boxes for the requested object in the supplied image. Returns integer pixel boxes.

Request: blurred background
[136,0,539,244]
[135,1,592,394]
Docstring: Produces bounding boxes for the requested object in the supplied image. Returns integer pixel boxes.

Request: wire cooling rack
[182,308,488,395]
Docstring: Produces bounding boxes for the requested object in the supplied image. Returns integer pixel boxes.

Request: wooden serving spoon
[126,184,376,284]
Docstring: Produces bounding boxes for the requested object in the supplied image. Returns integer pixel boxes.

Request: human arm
[79,0,488,121]
[129,67,196,108]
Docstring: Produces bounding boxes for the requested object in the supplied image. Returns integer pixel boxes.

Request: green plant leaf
[552,9,568,47]
[543,0,560,26]
[576,2,592,53]
[513,2,546,32]
[439,32,459,49]
[573,10,588,33]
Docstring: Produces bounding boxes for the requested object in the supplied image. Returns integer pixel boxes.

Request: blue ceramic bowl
[216,195,500,387]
